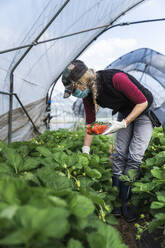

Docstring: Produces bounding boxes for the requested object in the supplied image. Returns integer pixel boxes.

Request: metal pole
[13,94,40,134]
[8,0,70,143]
[1,17,165,55]
[8,73,14,143]
[0,91,12,96]
[0,91,40,134]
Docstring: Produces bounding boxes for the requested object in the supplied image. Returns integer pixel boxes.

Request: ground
[116,218,137,248]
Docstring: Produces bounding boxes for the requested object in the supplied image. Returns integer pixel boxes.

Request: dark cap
[62,60,88,98]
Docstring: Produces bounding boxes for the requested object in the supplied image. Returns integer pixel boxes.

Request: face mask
[72,87,90,98]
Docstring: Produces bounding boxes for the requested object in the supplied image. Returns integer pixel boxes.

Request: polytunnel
[0,2,165,246]
[0,0,148,143]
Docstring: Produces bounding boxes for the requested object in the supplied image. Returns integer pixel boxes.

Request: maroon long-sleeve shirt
[83,72,147,124]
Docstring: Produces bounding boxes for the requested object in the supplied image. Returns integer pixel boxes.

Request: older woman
[62,59,154,222]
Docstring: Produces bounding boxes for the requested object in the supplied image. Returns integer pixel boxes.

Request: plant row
[0,129,126,248]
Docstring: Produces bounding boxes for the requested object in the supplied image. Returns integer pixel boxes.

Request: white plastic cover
[106,48,165,107]
[0,0,146,141]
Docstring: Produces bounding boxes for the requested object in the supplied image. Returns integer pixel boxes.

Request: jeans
[112,113,154,176]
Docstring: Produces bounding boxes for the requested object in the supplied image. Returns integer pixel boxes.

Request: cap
[62,60,88,98]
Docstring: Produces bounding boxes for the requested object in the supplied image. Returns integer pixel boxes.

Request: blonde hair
[75,69,99,112]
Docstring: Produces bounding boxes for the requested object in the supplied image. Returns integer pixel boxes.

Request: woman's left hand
[102,119,127,135]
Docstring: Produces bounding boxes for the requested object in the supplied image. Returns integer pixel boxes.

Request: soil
[115,217,163,248]
[116,217,138,248]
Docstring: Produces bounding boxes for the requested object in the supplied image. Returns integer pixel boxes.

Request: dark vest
[96,69,153,117]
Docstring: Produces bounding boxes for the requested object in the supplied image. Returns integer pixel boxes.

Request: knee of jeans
[128,153,143,164]
[114,151,127,162]
[112,154,126,176]
[112,168,123,176]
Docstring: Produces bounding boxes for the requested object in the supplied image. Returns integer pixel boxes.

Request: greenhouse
[0,0,165,247]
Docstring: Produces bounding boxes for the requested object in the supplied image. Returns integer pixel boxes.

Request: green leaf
[78,155,89,168]
[105,215,118,225]
[155,151,165,166]
[127,169,137,181]
[76,217,88,229]
[148,213,165,232]
[19,172,40,185]
[89,155,100,167]
[54,151,68,165]
[0,180,20,205]
[89,194,105,208]
[0,162,14,176]
[3,148,23,173]
[20,157,41,172]
[0,202,9,212]
[0,205,19,219]
[160,137,165,145]
[67,239,84,248]
[15,144,30,158]
[150,201,165,209]
[85,167,102,179]
[96,221,127,248]
[145,157,156,167]
[132,182,155,192]
[119,175,130,182]
[87,233,106,248]
[156,191,165,203]
[148,219,161,232]
[36,146,52,157]
[39,157,59,168]
[79,176,93,189]
[15,206,70,239]
[154,213,165,221]
[48,196,67,208]
[151,168,165,180]
[37,166,73,191]
[0,228,35,245]
[39,207,70,239]
[69,195,95,218]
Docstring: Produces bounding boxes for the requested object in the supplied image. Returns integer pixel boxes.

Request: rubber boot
[111,176,121,217]
[120,181,138,222]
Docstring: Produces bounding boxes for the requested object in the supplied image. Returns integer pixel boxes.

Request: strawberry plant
[130,127,165,246]
[0,129,127,248]
[1,127,164,247]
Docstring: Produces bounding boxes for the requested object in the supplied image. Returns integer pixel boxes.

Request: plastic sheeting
[106,48,165,108]
[72,99,85,118]
[0,0,146,141]
[0,98,46,141]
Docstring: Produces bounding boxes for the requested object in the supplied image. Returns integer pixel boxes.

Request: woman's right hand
[82,146,90,154]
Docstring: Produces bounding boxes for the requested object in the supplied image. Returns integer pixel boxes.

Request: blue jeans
[112,113,154,176]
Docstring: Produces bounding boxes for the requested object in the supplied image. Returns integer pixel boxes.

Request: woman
[62,59,154,222]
